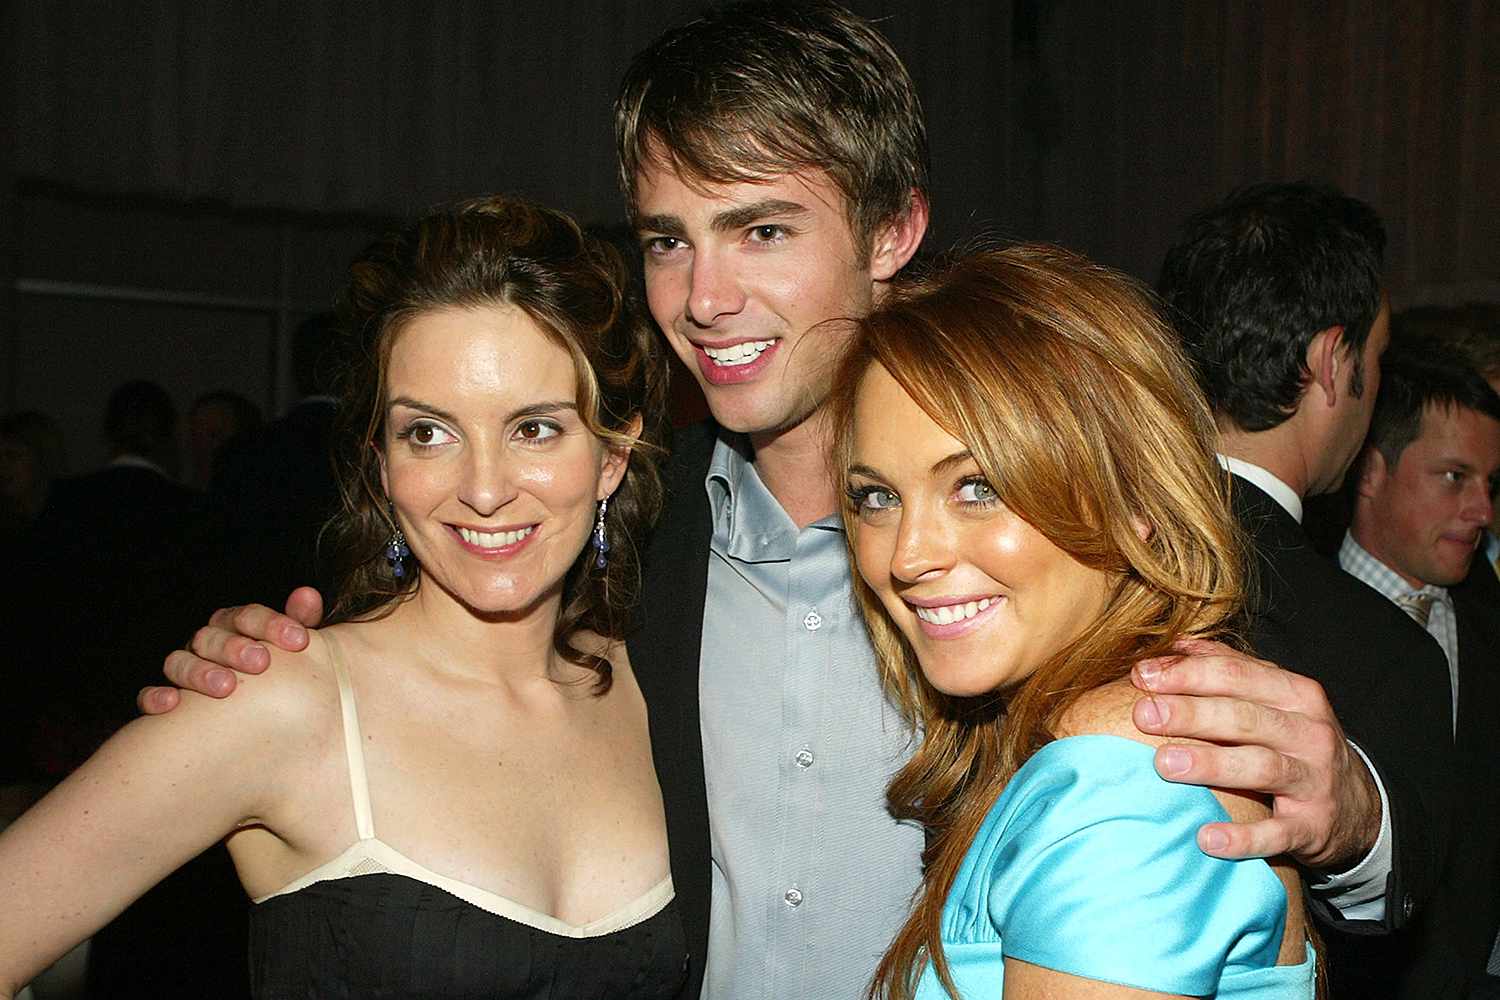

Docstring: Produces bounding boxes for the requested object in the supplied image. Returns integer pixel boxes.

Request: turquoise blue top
[914,736,1315,999]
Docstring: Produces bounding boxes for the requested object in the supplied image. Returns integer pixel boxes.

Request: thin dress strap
[320,631,375,840]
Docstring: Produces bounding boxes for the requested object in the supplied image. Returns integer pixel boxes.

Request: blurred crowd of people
[1,315,341,999]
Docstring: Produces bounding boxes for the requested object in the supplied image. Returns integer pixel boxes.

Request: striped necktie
[1395,592,1435,628]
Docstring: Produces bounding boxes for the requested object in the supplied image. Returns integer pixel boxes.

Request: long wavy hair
[827,245,1247,999]
[321,195,668,691]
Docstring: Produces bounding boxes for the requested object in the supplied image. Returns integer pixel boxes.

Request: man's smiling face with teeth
[634,159,900,442]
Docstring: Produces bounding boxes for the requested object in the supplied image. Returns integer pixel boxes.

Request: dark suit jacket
[1374,564,1500,998]
[627,421,717,999]
[15,463,206,773]
[1230,477,1454,935]
[206,398,340,607]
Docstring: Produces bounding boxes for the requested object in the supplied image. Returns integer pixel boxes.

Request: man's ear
[1355,445,1387,501]
[598,413,643,500]
[1306,325,1347,406]
[869,188,930,283]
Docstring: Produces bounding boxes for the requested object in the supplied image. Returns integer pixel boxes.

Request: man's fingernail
[1138,698,1165,727]
[1202,828,1229,851]
[1136,660,1161,687]
[208,668,233,693]
[1160,747,1191,775]
[285,625,307,645]
[244,644,269,667]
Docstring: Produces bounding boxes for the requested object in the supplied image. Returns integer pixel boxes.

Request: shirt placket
[763,524,836,997]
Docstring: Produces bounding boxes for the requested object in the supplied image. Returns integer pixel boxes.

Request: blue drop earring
[385,505,411,579]
[590,497,611,569]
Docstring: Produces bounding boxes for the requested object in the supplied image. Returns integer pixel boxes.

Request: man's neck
[748,410,839,529]
[1348,519,1429,592]
[1217,425,1313,500]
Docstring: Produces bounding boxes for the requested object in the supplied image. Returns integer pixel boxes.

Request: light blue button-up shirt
[699,433,924,999]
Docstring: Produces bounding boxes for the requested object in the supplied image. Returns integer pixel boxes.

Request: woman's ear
[376,440,389,497]
[1130,515,1153,543]
[597,414,643,500]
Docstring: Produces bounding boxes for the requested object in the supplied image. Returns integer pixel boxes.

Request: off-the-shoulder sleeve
[945,736,1288,995]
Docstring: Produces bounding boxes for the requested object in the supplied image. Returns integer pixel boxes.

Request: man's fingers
[161,648,240,698]
[1133,691,1306,748]
[1132,643,1327,717]
[232,604,309,651]
[1151,741,1308,796]
[1195,817,1302,861]
[136,685,181,715]
[186,625,273,673]
[283,586,325,628]
[201,603,308,652]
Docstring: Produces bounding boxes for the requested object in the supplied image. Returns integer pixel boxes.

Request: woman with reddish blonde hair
[830,245,1316,999]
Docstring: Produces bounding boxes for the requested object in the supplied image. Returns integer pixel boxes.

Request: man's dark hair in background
[1158,181,1386,432]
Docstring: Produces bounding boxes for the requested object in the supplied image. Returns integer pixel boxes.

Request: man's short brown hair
[614,0,930,255]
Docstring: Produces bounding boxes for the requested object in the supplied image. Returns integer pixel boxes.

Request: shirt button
[802,610,823,631]
[794,747,815,769]
[1401,892,1414,921]
[783,887,803,907]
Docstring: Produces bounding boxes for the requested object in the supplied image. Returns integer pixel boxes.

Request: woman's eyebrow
[930,449,974,476]
[386,398,578,422]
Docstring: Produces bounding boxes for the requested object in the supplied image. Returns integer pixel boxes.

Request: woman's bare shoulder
[1053,678,1168,748]
[169,626,344,746]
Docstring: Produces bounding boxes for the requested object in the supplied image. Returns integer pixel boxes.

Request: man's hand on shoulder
[1129,638,1382,872]
[138,587,325,715]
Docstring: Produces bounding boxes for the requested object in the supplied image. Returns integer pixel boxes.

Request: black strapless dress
[248,873,688,999]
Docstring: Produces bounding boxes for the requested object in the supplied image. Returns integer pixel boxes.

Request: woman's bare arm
[0,654,320,996]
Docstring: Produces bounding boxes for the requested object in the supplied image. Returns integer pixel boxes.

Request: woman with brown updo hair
[0,196,688,999]
[831,245,1316,999]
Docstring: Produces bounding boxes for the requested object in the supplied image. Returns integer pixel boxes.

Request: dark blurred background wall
[3,1,1498,468]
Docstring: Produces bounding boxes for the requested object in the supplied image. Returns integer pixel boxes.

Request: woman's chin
[418,573,564,623]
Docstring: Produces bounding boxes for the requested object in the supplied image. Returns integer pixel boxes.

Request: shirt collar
[706,432,800,562]
[1218,454,1304,523]
[1338,531,1450,605]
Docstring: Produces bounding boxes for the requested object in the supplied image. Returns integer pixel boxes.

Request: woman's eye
[515,419,561,442]
[405,422,455,448]
[956,478,998,504]
[847,485,899,511]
